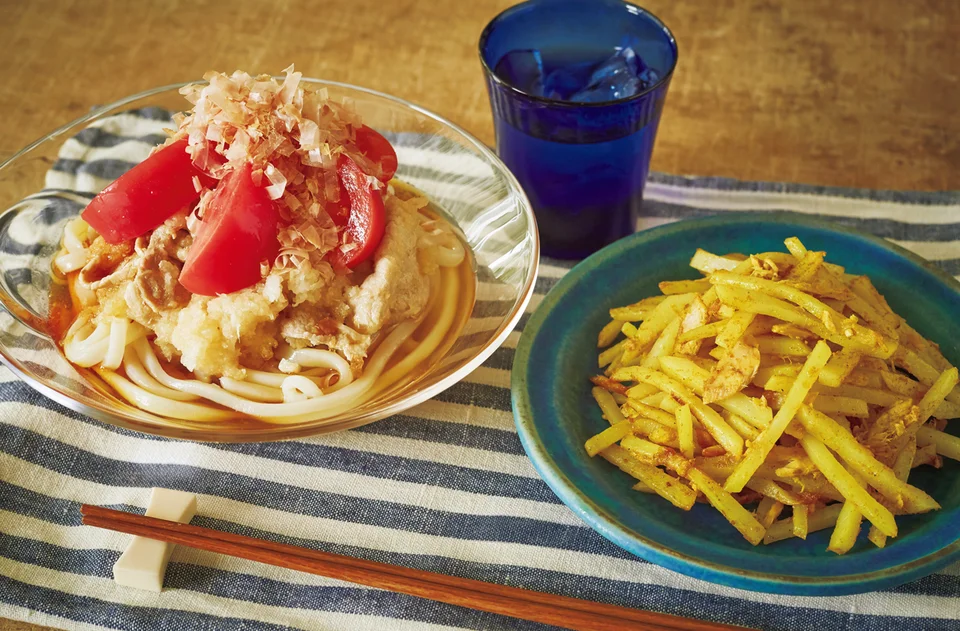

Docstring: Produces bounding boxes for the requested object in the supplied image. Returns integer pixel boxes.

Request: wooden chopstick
[81,505,754,631]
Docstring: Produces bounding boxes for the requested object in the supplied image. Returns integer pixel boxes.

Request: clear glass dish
[0,79,538,441]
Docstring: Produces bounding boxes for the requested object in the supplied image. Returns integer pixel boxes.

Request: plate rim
[511,210,960,596]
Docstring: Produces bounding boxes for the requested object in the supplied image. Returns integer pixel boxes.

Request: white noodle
[101,318,128,370]
[219,378,285,403]
[55,250,89,274]
[122,347,200,402]
[281,375,324,402]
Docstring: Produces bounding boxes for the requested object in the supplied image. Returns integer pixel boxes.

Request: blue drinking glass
[479,0,678,259]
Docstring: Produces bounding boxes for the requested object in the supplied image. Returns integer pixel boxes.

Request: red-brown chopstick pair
[80,505,754,631]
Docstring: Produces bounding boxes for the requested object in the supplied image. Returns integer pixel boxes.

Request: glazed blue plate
[511,211,960,595]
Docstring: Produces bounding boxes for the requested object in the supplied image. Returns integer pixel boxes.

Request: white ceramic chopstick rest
[112,488,197,592]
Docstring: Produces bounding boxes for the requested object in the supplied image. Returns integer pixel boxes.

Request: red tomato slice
[81,139,216,244]
[179,164,280,296]
[354,126,398,183]
[328,155,386,269]
[326,127,397,226]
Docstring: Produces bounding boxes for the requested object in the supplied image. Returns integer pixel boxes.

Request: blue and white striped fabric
[2,109,959,631]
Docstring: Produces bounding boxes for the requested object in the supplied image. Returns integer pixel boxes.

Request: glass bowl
[0,79,538,442]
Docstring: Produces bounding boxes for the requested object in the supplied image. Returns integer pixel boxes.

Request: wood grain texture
[0,0,957,629]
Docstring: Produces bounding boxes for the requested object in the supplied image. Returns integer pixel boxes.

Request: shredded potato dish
[585,237,959,552]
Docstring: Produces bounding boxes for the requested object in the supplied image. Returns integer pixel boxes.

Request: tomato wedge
[179,164,280,296]
[326,126,397,225]
[355,126,398,183]
[328,155,386,269]
[81,139,215,244]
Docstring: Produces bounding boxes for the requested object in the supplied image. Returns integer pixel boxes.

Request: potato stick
[745,477,802,505]
[676,404,694,459]
[828,470,867,555]
[880,371,960,419]
[916,426,960,461]
[687,468,767,545]
[723,411,761,440]
[715,310,756,349]
[811,395,870,418]
[623,400,677,427]
[690,249,740,274]
[755,335,812,357]
[659,279,712,295]
[782,239,848,277]
[599,445,697,510]
[695,456,841,500]
[620,436,767,544]
[701,286,718,307]
[616,367,744,456]
[843,368,885,389]
[658,356,773,428]
[753,364,802,387]
[642,316,682,369]
[792,504,809,540]
[895,348,960,406]
[896,318,953,373]
[830,384,908,408]
[631,416,679,448]
[800,433,897,537]
[592,387,627,426]
[709,272,896,358]
[819,348,862,388]
[585,421,633,457]
[756,498,785,529]
[641,392,666,407]
[598,338,628,368]
[771,323,819,340]
[677,320,728,345]
[866,524,887,549]
[786,250,823,282]
[764,504,843,545]
[845,294,899,340]
[621,294,696,363]
[631,480,655,494]
[795,405,940,513]
[916,367,960,424]
[687,356,719,372]
[716,304,736,319]
[783,239,853,299]
[911,443,940,468]
[848,275,900,333]
[783,236,807,259]
[715,284,894,359]
[612,392,628,405]
[725,341,831,493]
[626,382,659,400]
[608,295,666,321]
[658,396,680,415]
[759,375,811,394]
[868,437,917,548]
[598,319,625,348]
[880,371,924,398]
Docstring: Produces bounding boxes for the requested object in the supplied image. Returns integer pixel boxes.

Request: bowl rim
[0,77,539,442]
[511,210,960,596]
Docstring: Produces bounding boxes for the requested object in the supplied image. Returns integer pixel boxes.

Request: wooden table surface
[2,0,958,629]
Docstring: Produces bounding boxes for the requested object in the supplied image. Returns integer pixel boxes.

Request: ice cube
[493,49,546,96]
[569,46,660,103]
[494,45,660,103]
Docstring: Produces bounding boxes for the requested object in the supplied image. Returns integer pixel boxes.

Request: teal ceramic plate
[511,211,960,595]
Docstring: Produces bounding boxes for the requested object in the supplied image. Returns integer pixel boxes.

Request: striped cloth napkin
[1,108,958,631]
